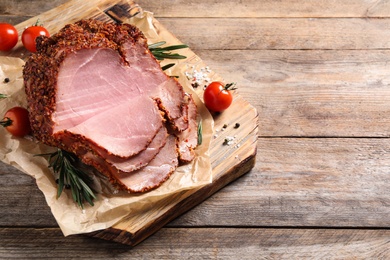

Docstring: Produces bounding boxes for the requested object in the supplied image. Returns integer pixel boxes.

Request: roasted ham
[23,19,199,193]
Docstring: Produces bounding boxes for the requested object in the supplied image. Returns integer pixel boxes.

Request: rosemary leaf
[161,63,175,71]
[151,44,189,52]
[149,41,188,62]
[79,175,96,199]
[73,187,80,208]
[57,163,65,198]
[0,94,6,99]
[148,41,167,49]
[153,53,187,60]
[41,149,96,208]
[82,187,96,206]
[67,166,81,190]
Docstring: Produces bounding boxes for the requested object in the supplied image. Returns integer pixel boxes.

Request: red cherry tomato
[22,25,50,52]
[203,82,236,112]
[0,23,18,51]
[0,107,32,137]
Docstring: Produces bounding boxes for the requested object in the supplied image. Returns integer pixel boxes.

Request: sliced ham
[105,126,168,173]
[54,48,132,132]
[154,78,189,132]
[23,19,199,193]
[111,136,179,192]
[65,95,163,158]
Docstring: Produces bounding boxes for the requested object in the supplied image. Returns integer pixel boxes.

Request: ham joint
[23,19,199,193]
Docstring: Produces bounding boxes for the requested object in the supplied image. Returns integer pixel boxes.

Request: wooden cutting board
[5,0,258,246]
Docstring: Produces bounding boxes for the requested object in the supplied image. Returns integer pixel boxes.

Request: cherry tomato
[0,107,32,137]
[203,82,236,112]
[22,25,50,52]
[0,23,18,51]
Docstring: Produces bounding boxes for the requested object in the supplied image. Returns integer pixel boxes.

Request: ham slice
[65,95,163,158]
[105,126,168,173]
[23,19,199,193]
[111,136,179,192]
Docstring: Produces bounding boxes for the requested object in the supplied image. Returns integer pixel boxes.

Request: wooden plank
[196,49,390,137]
[2,138,389,228]
[0,0,68,16]
[0,161,57,226]
[157,18,390,50]
[141,0,390,18]
[1,227,389,259]
[5,6,390,51]
[171,138,390,227]
[2,0,390,19]
[0,16,31,25]
[0,1,68,24]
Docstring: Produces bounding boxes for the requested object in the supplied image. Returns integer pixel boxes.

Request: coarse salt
[185,66,212,85]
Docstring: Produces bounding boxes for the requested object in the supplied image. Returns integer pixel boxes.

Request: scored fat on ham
[23,19,199,193]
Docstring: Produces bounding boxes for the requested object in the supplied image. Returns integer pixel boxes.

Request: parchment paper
[0,11,214,236]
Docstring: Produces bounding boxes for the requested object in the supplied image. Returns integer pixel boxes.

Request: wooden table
[1,0,389,258]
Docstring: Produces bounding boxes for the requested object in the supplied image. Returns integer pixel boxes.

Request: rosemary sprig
[42,149,96,208]
[0,94,6,99]
[149,41,188,61]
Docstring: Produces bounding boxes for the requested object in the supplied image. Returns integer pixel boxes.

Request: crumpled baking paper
[0,11,214,236]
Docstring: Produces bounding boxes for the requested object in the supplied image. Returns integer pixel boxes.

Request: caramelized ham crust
[23,19,199,193]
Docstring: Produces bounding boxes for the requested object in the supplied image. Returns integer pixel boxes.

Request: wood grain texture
[170,138,390,227]
[196,49,390,137]
[4,3,390,50]
[0,0,69,24]
[1,0,390,258]
[156,18,390,51]
[140,0,390,18]
[3,0,390,20]
[1,227,389,259]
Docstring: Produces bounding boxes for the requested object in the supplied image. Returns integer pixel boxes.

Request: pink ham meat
[105,126,168,173]
[23,19,199,193]
[63,94,163,158]
[111,136,179,192]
